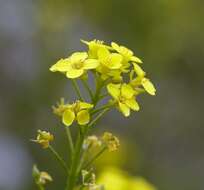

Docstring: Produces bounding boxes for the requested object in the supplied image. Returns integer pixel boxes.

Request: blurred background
[0,0,204,189]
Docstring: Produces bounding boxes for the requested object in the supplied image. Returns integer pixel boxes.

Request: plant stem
[65,129,84,190]
[65,126,74,155]
[83,146,107,169]
[48,145,68,173]
[37,184,44,190]
[90,104,112,116]
[88,108,110,129]
[81,79,94,101]
[71,80,84,101]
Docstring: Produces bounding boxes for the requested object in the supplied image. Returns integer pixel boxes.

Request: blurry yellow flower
[111,42,142,64]
[32,130,54,149]
[81,39,110,59]
[32,165,52,186]
[98,167,157,190]
[107,83,139,117]
[62,101,93,127]
[102,132,120,152]
[50,52,99,78]
[129,177,157,190]
[83,135,102,150]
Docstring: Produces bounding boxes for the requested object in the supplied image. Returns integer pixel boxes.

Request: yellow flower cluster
[50,39,156,118]
[53,99,93,127]
[32,130,54,148]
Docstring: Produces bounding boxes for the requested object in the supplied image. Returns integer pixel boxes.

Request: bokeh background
[0,0,204,189]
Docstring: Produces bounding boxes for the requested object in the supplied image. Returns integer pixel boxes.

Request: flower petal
[119,102,130,117]
[108,53,122,69]
[83,59,99,69]
[141,78,156,95]
[107,83,120,100]
[121,84,135,99]
[125,98,140,111]
[62,109,75,126]
[131,56,143,63]
[77,110,90,125]
[70,52,88,62]
[79,102,94,109]
[49,58,70,72]
[132,62,145,77]
[66,68,84,78]
[97,47,110,61]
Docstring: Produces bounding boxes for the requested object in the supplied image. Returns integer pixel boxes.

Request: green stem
[88,108,110,129]
[37,184,44,190]
[71,80,84,101]
[83,146,107,169]
[90,104,112,116]
[65,129,84,190]
[65,127,74,155]
[81,79,94,101]
[48,145,68,173]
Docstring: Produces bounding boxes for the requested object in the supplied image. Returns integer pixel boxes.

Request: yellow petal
[66,68,84,78]
[77,110,90,125]
[132,62,145,77]
[62,109,75,126]
[70,52,88,62]
[111,42,120,51]
[121,84,135,99]
[131,56,143,63]
[97,47,110,61]
[125,98,140,111]
[107,83,120,100]
[83,59,99,69]
[108,53,122,69]
[49,58,70,72]
[79,102,93,109]
[141,78,156,95]
[119,102,130,117]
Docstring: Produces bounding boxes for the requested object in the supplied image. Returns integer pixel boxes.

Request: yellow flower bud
[102,132,120,152]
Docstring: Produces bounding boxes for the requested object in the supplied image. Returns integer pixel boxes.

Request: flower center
[72,61,84,69]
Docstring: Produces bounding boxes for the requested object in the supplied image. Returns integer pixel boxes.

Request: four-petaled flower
[61,101,93,127]
[107,83,139,117]
[50,52,99,79]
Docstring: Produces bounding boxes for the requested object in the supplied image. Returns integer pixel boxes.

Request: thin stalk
[65,130,84,190]
[88,108,110,129]
[83,146,107,169]
[48,145,68,173]
[90,104,112,116]
[37,184,44,190]
[65,126,74,155]
[81,79,94,101]
[71,80,84,101]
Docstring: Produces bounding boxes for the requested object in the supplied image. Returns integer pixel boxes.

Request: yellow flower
[50,52,99,79]
[32,165,52,186]
[62,101,93,127]
[98,167,157,190]
[96,47,123,80]
[107,83,139,117]
[32,130,54,149]
[102,132,120,152]
[111,42,142,64]
[52,98,70,116]
[81,39,110,59]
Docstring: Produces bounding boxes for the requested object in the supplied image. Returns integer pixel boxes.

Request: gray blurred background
[0,0,204,189]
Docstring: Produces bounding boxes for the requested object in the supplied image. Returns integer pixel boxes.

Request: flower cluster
[32,39,156,190]
[50,39,156,118]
